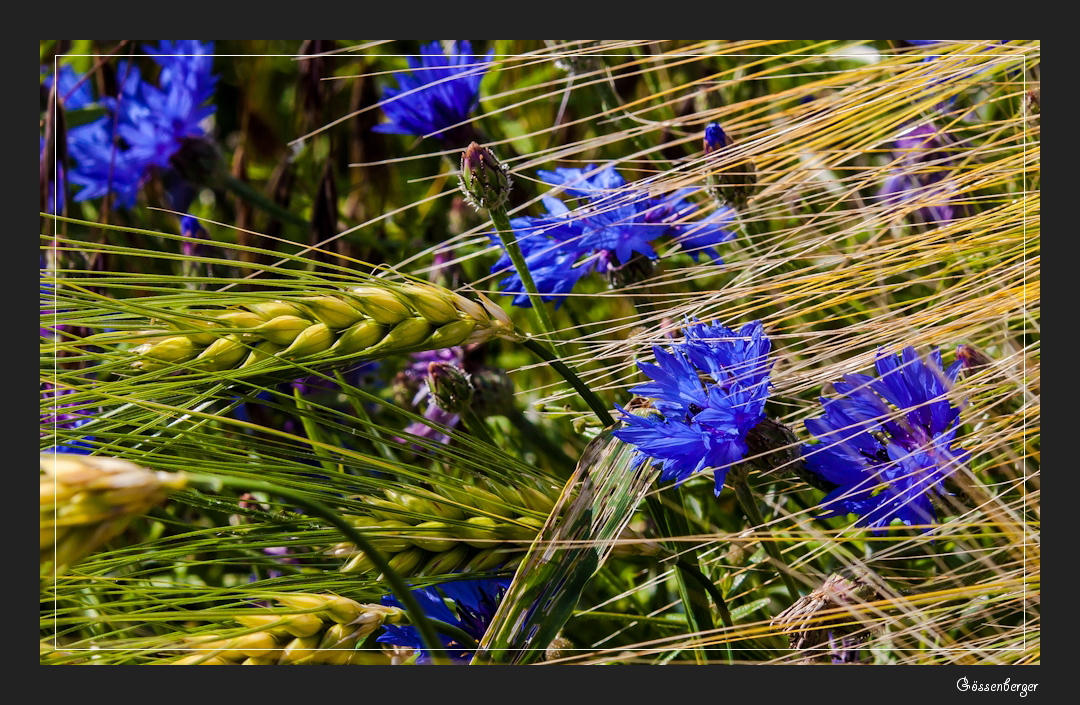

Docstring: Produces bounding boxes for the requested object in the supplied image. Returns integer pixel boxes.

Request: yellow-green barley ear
[418,544,470,575]
[345,286,413,325]
[131,336,198,372]
[425,319,477,349]
[244,300,306,320]
[395,283,462,324]
[296,296,365,329]
[40,454,186,575]
[239,340,284,368]
[192,335,249,370]
[379,546,426,579]
[409,521,460,552]
[329,319,386,354]
[251,315,311,345]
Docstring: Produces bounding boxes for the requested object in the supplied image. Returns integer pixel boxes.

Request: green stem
[645,492,712,665]
[674,558,735,665]
[291,386,340,475]
[731,467,802,600]
[489,205,560,350]
[521,337,614,428]
[186,473,449,664]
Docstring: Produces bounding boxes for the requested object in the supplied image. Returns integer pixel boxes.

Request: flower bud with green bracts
[427,361,473,415]
[703,122,758,209]
[459,142,512,212]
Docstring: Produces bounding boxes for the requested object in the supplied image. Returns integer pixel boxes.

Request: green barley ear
[167,594,402,665]
[40,453,187,575]
[121,282,520,381]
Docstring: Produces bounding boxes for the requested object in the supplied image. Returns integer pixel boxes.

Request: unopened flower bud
[459,142,512,211]
[703,122,731,153]
[703,122,757,208]
[427,361,473,414]
[956,343,992,371]
[545,635,573,661]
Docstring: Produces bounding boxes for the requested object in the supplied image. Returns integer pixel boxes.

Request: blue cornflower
[493,164,736,307]
[703,122,731,152]
[42,65,95,110]
[377,578,510,664]
[40,66,98,213]
[61,41,217,210]
[877,122,960,224]
[801,347,968,534]
[613,320,772,495]
[374,40,493,139]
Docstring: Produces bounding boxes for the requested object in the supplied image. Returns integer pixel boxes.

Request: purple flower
[374,41,493,140]
[801,347,968,534]
[493,164,736,308]
[377,578,510,664]
[613,320,772,495]
[876,123,960,224]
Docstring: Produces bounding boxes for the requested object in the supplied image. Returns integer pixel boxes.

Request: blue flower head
[42,65,95,110]
[57,41,217,210]
[377,578,510,664]
[801,346,968,534]
[374,41,493,139]
[704,122,730,152]
[493,164,736,308]
[613,320,772,495]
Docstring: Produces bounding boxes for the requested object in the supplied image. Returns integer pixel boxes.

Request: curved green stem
[186,473,449,664]
[674,558,735,665]
[521,337,614,428]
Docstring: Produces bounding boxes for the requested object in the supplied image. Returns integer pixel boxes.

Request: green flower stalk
[40,453,187,574]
